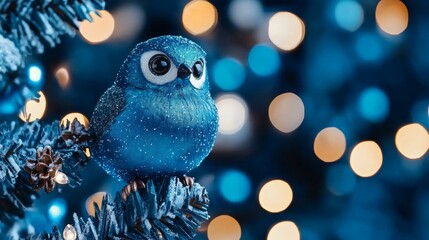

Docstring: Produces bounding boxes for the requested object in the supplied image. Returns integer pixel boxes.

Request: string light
[334,0,364,32]
[395,123,429,159]
[268,12,305,51]
[267,221,300,240]
[213,58,245,91]
[248,44,280,77]
[207,215,241,240]
[54,172,70,185]
[376,0,408,35]
[55,67,70,89]
[358,87,389,123]
[182,0,218,36]
[18,91,47,122]
[79,10,115,43]
[111,3,145,41]
[28,66,42,83]
[259,179,293,213]
[314,127,346,163]
[86,192,106,216]
[350,141,383,177]
[228,0,264,30]
[219,170,251,203]
[84,148,91,158]
[269,93,305,133]
[216,94,248,135]
[63,224,77,240]
[60,113,90,128]
[48,198,67,223]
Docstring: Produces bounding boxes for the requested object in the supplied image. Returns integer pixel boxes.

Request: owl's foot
[122,180,146,202]
[179,175,194,187]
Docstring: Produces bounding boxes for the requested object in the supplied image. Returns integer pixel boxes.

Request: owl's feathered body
[90,36,218,182]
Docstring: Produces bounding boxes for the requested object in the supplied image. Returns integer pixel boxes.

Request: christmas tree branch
[0,0,105,55]
[0,0,105,114]
[1,121,211,239]
[34,177,210,240]
[0,119,90,225]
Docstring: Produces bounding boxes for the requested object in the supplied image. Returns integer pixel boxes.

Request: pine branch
[0,0,105,55]
[33,177,210,240]
[1,121,211,239]
[0,0,105,114]
[0,119,90,225]
[0,35,34,115]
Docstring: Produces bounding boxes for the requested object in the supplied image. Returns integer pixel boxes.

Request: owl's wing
[90,85,126,139]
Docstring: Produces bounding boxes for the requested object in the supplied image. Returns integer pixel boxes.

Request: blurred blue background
[3,0,429,239]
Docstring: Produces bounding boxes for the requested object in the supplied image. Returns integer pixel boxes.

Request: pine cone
[60,118,90,144]
[25,146,63,192]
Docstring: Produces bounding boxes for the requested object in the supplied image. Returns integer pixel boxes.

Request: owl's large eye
[192,60,204,79]
[140,50,178,85]
[149,54,170,76]
[190,59,206,89]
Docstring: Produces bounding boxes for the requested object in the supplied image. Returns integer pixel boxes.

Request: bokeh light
[269,93,305,133]
[79,10,115,43]
[358,87,389,123]
[375,0,408,35]
[28,66,42,83]
[355,32,385,62]
[63,224,77,240]
[55,67,70,89]
[334,0,364,32]
[60,113,90,128]
[267,221,300,240]
[47,198,67,223]
[248,44,280,77]
[54,172,69,185]
[314,127,346,163]
[395,123,429,160]
[268,12,305,51]
[111,3,145,41]
[349,141,383,177]
[182,0,218,36]
[216,94,248,135]
[228,0,264,30]
[259,179,293,213]
[85,192,106,216]
[219,170,251,203]
[207,215,241,240]
[326,164,356,196]
[213,58,245,91]
[18,91,47,122]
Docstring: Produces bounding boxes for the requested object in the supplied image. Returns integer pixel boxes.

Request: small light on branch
[63,224,77,240]
[84,148,91,158]
[54,172,70,185]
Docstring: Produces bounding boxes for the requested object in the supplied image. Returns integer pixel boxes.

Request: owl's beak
[177,64,191,79]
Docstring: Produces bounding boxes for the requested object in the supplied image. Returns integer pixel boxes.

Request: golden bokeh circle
[314,127,346,163]
[395,123,429,160]
[259,179,293,213]
[182,0,218,36]
[375,0,408,35]
[207,215,241,240]
[350,141,383,177]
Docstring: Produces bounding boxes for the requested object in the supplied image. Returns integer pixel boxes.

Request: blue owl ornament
[90,36,218,201]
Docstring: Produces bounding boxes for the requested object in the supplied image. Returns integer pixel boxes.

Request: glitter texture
[90,36,218,182]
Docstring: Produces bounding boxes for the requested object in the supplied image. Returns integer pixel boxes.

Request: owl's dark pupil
[192,61,203,79]
[149,54,170,76]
